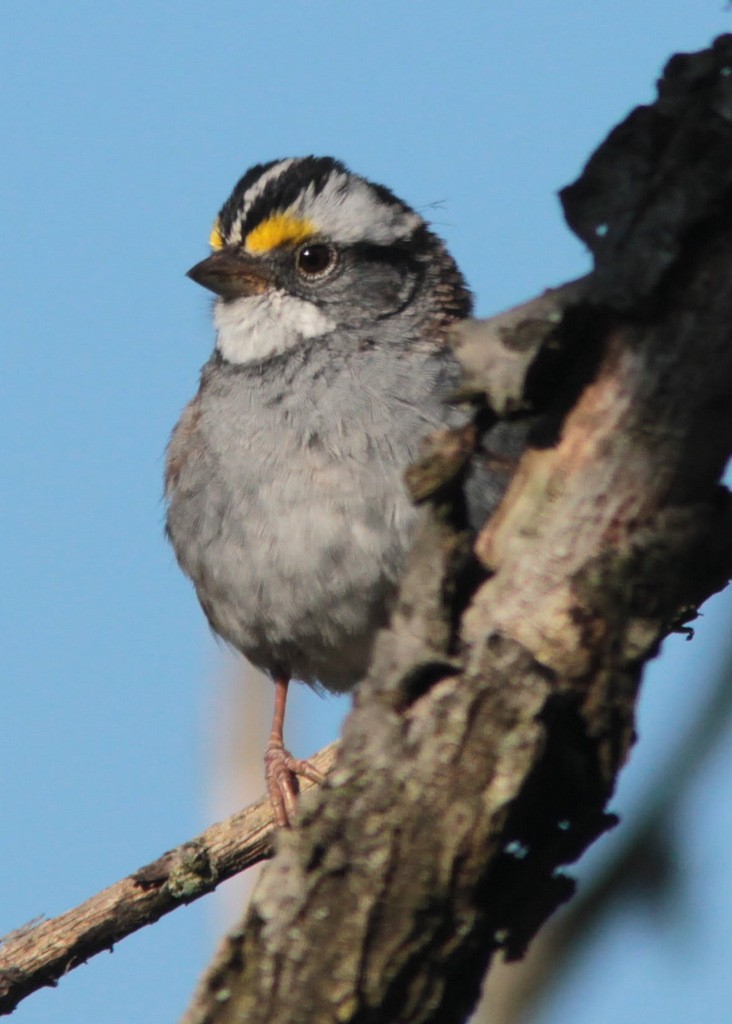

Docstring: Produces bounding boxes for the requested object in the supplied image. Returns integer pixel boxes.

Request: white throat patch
[214,291,336,364]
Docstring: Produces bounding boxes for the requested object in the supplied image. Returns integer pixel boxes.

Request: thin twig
[0,742,339,1016]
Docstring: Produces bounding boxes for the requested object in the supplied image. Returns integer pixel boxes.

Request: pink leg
[264,676,324,827]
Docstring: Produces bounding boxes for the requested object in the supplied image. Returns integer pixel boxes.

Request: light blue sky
[3,4,731,1022]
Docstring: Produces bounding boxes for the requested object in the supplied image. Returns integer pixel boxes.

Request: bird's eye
[296,243,336,277]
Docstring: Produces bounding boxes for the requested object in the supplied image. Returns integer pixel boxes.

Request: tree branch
[179,35,732,1024]
[0,745,338,1015]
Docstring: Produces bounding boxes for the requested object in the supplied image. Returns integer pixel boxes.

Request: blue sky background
[2,3,732,1022]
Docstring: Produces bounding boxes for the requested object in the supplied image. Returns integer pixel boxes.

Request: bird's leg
[264,675,325,827]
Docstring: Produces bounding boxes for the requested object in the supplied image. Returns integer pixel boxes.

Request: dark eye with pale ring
[296,243,337,277]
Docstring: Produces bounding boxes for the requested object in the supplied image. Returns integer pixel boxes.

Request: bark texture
[180,36,732,1024]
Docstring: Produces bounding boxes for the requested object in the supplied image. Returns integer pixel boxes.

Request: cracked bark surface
[180,35,732,1024]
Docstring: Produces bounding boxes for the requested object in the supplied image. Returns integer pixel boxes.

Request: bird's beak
[186,247,272,300]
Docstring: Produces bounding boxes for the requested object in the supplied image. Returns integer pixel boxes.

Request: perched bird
[165,157,522,825]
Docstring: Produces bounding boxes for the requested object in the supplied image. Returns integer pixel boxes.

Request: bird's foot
[264,740,324,827]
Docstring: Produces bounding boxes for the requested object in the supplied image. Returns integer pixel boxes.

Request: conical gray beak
[187,248,272,300]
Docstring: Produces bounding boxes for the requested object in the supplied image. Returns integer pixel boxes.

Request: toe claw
[264,743,323,827]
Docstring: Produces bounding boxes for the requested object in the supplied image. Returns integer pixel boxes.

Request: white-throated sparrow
[165,157,522,824]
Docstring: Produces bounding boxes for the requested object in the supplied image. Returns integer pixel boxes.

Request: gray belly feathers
[166,340,466,690]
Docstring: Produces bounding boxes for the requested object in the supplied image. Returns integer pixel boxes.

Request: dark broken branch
[180,35,732,1024]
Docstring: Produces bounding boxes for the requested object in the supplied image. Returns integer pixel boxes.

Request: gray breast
[165,337,465,690]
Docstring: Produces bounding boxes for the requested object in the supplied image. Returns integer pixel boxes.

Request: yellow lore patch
[245,212,315,253]
[209,219,224,250]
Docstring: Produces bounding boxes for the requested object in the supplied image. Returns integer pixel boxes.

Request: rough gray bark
[180,36,732,1024]
[478,631,732,1024]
